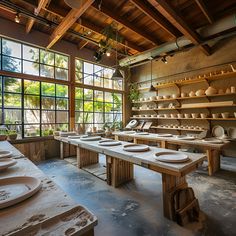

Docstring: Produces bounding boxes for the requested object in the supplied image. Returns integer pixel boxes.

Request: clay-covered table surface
[0,141,97,236]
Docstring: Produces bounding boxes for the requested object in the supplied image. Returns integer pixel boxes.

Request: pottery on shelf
[181,92,187,98]
[163,95,170,99]
[156,95,163,100]
[170,114,177,118]
[225,88,231,94]
[172,94,179,99]
[150,96,156,101]
[231,86,235,93]
[212,113,220,118]
[200,113,208,119]
[177,114,184,118]
[218,89,224,94]
[189,91,195,97]
[184,113,191,118]
[164,114,170,118]
[205,86,217,96]
[234,112,236,118]
[158,104,164,109]
[195,89,205,96]
[192,113,199,118]
[221,112,229,118]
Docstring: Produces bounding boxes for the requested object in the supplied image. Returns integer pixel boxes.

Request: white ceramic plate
[128,120,138,128]
[155,152,190,163]
[0,176,42,209]
[80,136,101,141]
[98,139,122,146]
[0,158,17,171]
[0,150,13,159]
[68,135,81,139]
[136,132,149,135]
[212,125,225,138]
[202,138,223,144]
[156,134,173,137]
[123,144,150,152]
[227,127,236,139]
[175,135,195,140]
[59,131,77,137]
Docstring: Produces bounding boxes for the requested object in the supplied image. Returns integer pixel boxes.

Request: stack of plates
[212,125,225,138]
[0,150,12,159]
[0,158,17,171]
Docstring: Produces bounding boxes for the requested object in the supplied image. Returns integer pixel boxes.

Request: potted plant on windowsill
[0,130,8,141]
[7,130,18,141]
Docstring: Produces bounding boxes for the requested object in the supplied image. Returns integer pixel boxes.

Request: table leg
[106,155,133,187]
[160,140,167,148]
[82,228,94,236]
[207,149,221,176]
[77,147,99,168]
[60,142,64,159]
[114,135,119,141]
[162,173,188,220]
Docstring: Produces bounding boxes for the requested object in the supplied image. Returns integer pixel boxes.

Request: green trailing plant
[7,130,17,135]
[128,83,140,102]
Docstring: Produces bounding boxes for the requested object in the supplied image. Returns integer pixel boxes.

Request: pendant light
[149,60,155,92]
[111,29,123,80]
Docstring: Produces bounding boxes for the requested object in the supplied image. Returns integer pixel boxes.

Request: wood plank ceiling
[0,0,235,58]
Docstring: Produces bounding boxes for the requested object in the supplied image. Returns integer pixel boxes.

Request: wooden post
[106,155,134,187]
[60,142,64,159]
[77,147,98,168]
[160,140,167,148]
[206,149,221,176]
[162,173,188,220]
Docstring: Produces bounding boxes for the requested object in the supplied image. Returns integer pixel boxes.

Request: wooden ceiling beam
[47,0,94,49]
[129,0,180,38]
[91,3,160,45]
[147,0,211,55]
[77,40,88,50]
[195,0,214,24]
[26,0,50,33]
[44,5,145,53]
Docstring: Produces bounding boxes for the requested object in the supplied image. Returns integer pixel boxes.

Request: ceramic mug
[231,86,235,93]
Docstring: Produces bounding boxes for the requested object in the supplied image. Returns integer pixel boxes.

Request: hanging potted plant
[7,130,18,141]
[0,130,8,141]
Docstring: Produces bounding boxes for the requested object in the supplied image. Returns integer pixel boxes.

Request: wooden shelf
[130,117,236,121]
[150,126,205,132]
[132,92,236,104]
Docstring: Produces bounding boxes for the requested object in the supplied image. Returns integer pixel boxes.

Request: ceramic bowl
[163,95,170,99]
[150,96,156,101]
[158,104,164,109]
[212,113,220,118]
[164,114,170,118]
[184,113,191,118]
[234,112,236,118]
[225,88,231,94]
[156,95,163,100]
[170,114,177,118]
[189,91,195,97]
[140,98,144,101]
[172,94,179,99]
[205,86,217,96]
[177,114,184,118]
[200,113,208,119]
[181,92,187,98]
[221,112,229,118]
[195,89,205,96]
[191,113,199,118]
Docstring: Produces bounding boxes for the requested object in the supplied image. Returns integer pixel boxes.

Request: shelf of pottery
[131,66,236,133]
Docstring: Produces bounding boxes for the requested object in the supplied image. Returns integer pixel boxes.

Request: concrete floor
[37,156,236,236]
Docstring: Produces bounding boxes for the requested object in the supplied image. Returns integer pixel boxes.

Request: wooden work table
[0,141,97,236]
[55,136,205,220]
[113,132,230,176]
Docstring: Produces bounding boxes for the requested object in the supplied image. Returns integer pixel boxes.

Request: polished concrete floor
[37,156,236,236]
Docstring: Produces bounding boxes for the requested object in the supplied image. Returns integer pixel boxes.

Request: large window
[0,76,69,138]
[75,59,123,90]
[0,37,69,80]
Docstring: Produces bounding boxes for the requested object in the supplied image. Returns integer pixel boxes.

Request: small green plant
[128,83,140,102]
[7,130,17,135]
[0,129,8,135]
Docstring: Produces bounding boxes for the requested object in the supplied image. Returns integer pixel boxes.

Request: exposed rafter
[129,0,180,38]
[77,39,88,50]
[25,0,50,33]
[195,0,214,24]
[47,0,94,49]
[92,2,160,45]
[147,0,211,55]
[44,5,145,53]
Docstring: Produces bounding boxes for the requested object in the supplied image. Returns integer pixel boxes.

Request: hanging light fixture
[111,29,123,80]
[15,12,20,23]
[149,60,155,92]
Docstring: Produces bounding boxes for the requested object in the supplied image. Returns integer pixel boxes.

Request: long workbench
[0,141,97,236]
[113,132,230,176]
[55,136,205,221]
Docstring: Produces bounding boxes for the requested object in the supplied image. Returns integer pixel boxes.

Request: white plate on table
[155,152,190,163]
[123,144,150,152]
[68,135,81,139]
[202,138,223,144]
[175,135,195,140]
[212,125,225,138]
[80,136,101,141]
[0,158,17,171]
[123,131,136,134]
[0,176,42,209]
[156,134,173,137]
[0,150,12,159]
[98,139,122,146]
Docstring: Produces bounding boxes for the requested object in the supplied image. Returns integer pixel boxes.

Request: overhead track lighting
[15,12,20,23]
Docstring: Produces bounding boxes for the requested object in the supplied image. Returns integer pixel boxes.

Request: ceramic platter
[0,158,17,171]
[0,176,42,209]
[175,135,195,140]
[155,152,190,163]
[227,127,236,139]
[156,134,173,137]
[123,144,150,152]
[123,131,136,134]
[202,138,223,144]
[0,150,12,159]
[98,139,122,146]
[136,132,149,135]
[212,125,224,138]
[80,136,101,141]
[128,120,138,128]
